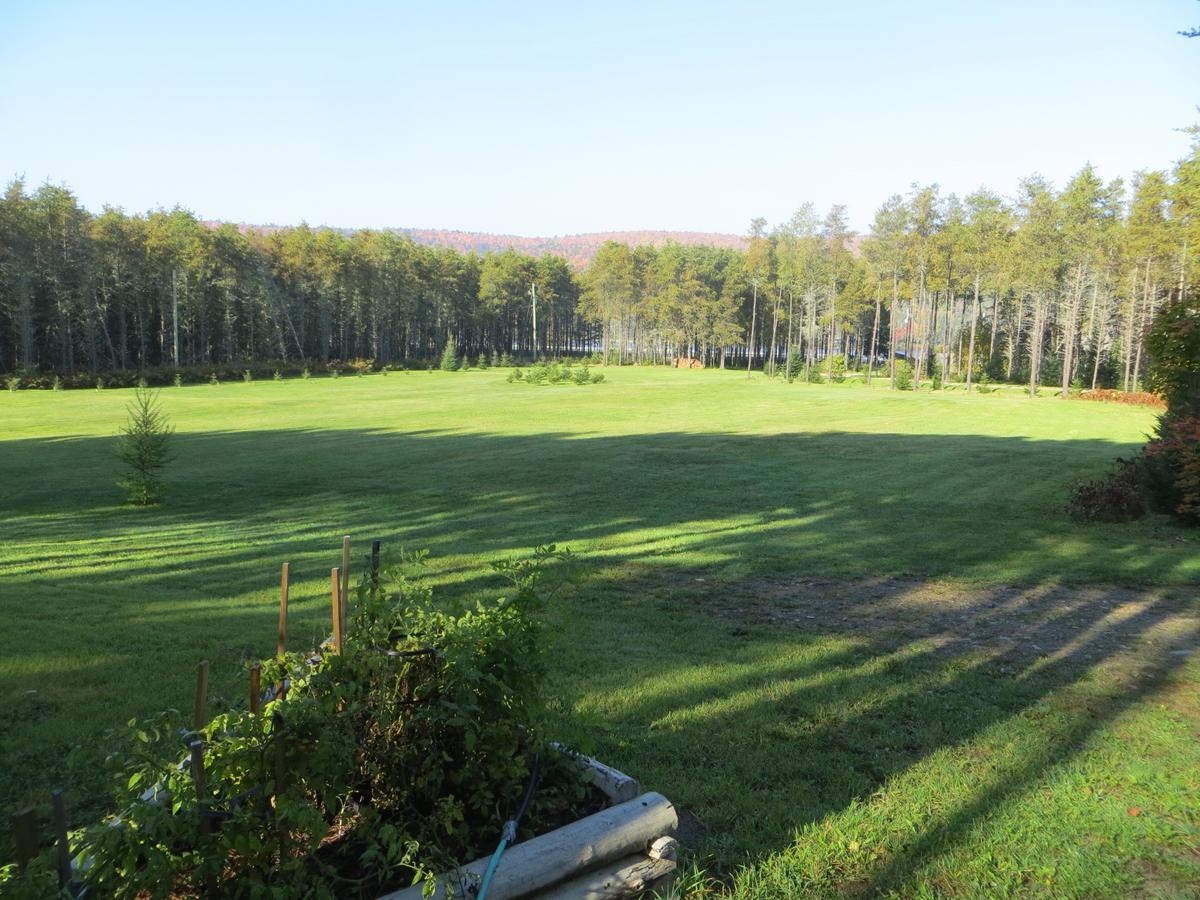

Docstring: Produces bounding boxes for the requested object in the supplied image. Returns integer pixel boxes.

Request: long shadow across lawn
[1,427,1198,887]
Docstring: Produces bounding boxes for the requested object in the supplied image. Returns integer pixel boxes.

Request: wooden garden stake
[330,567,343,654]
[193,660,209,732]
[277,562,290,657]
[340,535,351,635]
[52,789,71,887]
[249,664,262,715]
[10,806,37,869]
[370,539,381,590]
[190,740,209,834]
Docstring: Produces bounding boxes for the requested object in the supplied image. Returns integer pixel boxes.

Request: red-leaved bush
[1077,389,1166,410]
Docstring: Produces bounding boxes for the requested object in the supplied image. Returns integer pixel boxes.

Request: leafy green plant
[114,388,174,506]
[273,370,283,381]
[499,352,512,368]
[6,375,20,392]
[302,367,312,380]
[173,373,183,388]
[243,369,253,383]
[48,547,589,898]
[95,377,104,391]
[209,372,219,385]
[51,376,62,392]
[440,342,459,372]
[894,360,914,391]
[828,354,847,383]
[786,349,803,381]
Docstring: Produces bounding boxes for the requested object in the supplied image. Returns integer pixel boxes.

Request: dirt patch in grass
[672,572,1200,674]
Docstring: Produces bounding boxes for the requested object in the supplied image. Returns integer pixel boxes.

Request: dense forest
[1,139,1196,393]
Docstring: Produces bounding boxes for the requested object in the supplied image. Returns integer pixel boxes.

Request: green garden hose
[476,754,540,900]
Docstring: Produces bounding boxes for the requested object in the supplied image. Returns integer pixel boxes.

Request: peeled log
[382,792,678,900]
[530,853,676,899]
[551,743,642,804]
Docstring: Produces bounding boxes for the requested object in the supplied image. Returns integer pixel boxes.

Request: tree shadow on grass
[1,427,1198,886]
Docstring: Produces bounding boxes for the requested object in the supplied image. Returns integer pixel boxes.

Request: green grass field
[2,369,1198,895]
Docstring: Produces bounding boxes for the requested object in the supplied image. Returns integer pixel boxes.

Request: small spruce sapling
[115,388,175,506]
[439,342,459,371]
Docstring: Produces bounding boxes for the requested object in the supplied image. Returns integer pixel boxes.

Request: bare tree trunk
[784,289,795,381]
[767,289,781,378]
[1060,263,1086,399]
[966,276,981,392]
[867,278,882,384]
[745,280,758,379]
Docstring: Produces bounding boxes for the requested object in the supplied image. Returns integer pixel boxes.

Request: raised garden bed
[2,540,680,899]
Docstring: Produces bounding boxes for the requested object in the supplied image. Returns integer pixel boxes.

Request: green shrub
[273,369,282,381]
[572,366,592,385]
[500,352,512,368]
[243,369,253,383]
[302,367,312,380]
[173,373,183,388]
[209,372,219,385]
[95,378,104,391]
[47,547,588,897]
[477,353,489,370]
[507,367,524,382]
[330,368,340,379]
[51,376,62,392]
[785,349,803,381]
[894,360,914,391]
[590,371,605,384]
[115,388,174,506]
[828,354,847,383]
[439,342,459,372]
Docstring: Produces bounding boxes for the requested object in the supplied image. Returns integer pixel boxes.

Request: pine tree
[115,388,174,505]
[439,340,459,371]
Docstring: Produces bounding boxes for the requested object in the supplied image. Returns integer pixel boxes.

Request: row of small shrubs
[508,363,605,385]
[1077,388,1167,410]
[2,361,374,391]
[2,353,613,390]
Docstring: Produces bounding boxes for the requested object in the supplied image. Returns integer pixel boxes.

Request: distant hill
[396,228,748,267]
[206,222,749,267]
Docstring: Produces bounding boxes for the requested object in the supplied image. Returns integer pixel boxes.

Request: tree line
[1,138,1196,393]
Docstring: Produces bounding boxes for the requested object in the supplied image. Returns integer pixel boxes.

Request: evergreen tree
[115,387,174,505]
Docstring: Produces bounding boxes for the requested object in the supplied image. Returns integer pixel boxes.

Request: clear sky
[1,1,1197,236]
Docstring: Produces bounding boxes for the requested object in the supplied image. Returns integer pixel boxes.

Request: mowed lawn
[1,369,1198,895]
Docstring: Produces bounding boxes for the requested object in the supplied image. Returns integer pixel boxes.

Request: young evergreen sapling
[115,388,174,506]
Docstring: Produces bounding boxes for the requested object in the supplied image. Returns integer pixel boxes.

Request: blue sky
[1,1,1197,235]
